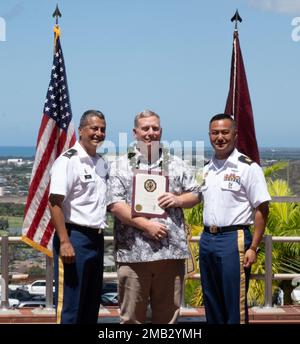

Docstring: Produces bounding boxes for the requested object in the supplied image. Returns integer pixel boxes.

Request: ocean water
[0,146,36,158]
[0,146,299,160]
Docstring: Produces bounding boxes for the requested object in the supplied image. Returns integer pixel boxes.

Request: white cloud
[248,0,300,14]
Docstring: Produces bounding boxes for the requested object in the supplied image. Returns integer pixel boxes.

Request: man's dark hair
[79,110,105,128]
[209,113,234,124]
[209,113,236,128]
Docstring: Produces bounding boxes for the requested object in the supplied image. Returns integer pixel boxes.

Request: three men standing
[49,110,270,325]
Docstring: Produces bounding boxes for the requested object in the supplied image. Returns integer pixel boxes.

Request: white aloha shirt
[107,147,201,263]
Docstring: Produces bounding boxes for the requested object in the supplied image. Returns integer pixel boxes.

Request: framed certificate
[132,170,169,218]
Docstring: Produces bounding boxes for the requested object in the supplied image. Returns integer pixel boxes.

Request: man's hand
[158,192,181,209]
[144,221,168,241]
[109,202,168,241]
[243,249,257,268]
[49,193,75,264]
[59,241,76,264]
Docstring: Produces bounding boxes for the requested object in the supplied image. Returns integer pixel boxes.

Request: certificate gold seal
[135,204,142,211]
[144,179,157,192]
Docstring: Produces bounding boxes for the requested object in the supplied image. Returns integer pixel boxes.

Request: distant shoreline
[0,146,300,160]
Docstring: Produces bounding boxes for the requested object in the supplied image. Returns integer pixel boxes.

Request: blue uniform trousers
[53,224,104,324]
[199,228,251,324]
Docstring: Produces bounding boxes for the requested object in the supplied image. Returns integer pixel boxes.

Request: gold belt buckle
[209,225,218,234]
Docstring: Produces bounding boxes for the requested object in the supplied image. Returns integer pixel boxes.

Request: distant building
[7,158,25,166]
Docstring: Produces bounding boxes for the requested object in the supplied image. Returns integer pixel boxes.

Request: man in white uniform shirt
[49,110,108,324]
[200,113,271,324]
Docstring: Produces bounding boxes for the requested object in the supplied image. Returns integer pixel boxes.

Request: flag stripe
[40,217,54,248]
[23,128,72,230]
[23,143,56,228]
[24,129,70,241]
[27,128,66,244]
[24,121,59,216]
[36,113,52,152]
[29,116,56,182]
[26,183,50,240]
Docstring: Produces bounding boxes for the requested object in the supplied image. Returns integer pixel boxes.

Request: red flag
[22,26,76,256]
[225,31,260,165]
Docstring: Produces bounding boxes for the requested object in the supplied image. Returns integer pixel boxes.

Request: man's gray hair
[134,110,160,128]
[79,110,105,128]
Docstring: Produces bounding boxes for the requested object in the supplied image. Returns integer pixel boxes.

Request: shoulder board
[62,148,77,159]
[204,159,210,166]
[238,155,253,165]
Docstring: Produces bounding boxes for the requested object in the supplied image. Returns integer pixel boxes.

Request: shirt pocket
[78,173,97,201]
[220,180,242,207]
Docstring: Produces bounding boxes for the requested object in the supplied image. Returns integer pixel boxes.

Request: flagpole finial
[52,4,62,26]
[231,9,242,31]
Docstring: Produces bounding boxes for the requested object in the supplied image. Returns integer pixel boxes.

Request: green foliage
[264,162,288,179]
[184,203,203,226]
[0,217,9,230]
[0,203,25,217]
[184,204,204,306]
[7,216,23,228]
[248,163,300,305]
[184,279,203,306]
[105,213,114,235]
[27,265,45,276]
[0,229,9,236]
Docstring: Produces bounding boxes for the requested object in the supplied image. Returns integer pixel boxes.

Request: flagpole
[53,4,61,48]
[230,10,242,117]
[52,4,62,25]
[44,5,62,309]
[231,9,242,32]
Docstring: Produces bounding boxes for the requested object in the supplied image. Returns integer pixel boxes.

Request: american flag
[22,28,76,256]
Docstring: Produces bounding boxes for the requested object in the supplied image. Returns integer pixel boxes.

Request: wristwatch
[249,245,260,254]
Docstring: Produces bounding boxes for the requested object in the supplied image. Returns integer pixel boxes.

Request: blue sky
[0,0,299,147]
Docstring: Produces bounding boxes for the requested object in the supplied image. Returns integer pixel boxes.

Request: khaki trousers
[118,259,185,324]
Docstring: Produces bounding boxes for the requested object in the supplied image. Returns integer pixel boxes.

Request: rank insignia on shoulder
[63,148,77,159]
[238,155,253,165]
